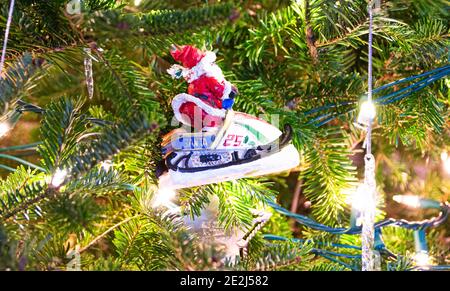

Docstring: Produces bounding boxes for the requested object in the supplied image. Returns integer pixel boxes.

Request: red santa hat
[170,45,205,69]
[167,45,232,101]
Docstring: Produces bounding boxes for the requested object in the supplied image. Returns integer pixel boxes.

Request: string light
[100,160,113,172]
[0,110,23,138]
[414,230,431,267]
[51,168,68,188]
[357,100,376,126]
[152,187,177,208]
[393,195,420,208]
[414,251,431,267]
[348,184,372,212]
[264,0,448,270]
[347,184,373,227]
[440,151,450,175]
[265,198,449,270]
[0,122,11,138]
[393,195,441,209]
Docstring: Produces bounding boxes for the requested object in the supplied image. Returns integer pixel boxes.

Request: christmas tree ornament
[360,153,378,271]
[0,0,15,77]
[360,1,379,271]
[157,45,300,189]
[83,47,94,99]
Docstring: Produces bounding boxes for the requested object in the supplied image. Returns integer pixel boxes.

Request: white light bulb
[357,101,376,126]
[440,151,450,175]
[0,122,11,137]
[393,195,420,208]
[100,160,113,172]
[414,251,431,267]
[441,151,448,161]
[51,168,68,188]
[152,187,177,208]
[348,183,372,212]
[347,183,376,226]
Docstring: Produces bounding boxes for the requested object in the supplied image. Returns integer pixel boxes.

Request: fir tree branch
[304,0,318,63]
[79,214,140,254]
[0,185,51,221]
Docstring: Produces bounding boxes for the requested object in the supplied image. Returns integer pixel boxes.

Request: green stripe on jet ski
[242,124,269,144]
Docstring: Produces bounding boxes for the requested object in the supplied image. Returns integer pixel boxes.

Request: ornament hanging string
[366,0,374,155]
[0,0,15,78]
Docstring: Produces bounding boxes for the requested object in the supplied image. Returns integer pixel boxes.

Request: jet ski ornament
[157,45,300,190]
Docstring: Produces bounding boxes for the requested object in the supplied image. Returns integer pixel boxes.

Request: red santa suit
[168,45,237,129]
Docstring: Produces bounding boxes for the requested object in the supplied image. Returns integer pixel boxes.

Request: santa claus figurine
[167,44,238,130]
[158,44,300,190]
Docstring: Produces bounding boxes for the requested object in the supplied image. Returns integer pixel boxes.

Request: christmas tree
[0,0,448,271]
